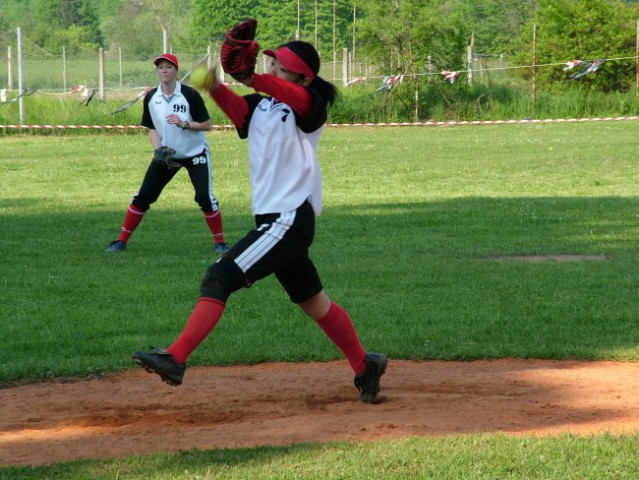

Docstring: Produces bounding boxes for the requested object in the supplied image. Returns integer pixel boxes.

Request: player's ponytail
[308,75,339,107]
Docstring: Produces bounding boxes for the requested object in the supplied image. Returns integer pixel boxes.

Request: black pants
[132,152,219,213]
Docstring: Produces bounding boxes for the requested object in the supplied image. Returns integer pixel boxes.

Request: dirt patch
[1,359,639,467]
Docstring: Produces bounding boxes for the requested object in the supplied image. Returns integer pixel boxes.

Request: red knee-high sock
[117,204,145,243]
[167,297,225,364]
[315,302,367,375]
[204,210,225,244]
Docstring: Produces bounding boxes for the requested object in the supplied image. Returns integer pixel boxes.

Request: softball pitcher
[132,25,387,404]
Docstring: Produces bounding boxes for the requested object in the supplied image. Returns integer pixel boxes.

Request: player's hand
[165,114,184,128]
[191,64,221,92]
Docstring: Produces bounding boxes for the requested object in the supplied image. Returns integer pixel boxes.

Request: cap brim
[154,56,178,68]
[263,49,276,58]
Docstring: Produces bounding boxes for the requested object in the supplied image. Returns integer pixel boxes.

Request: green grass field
[1,122,639,478]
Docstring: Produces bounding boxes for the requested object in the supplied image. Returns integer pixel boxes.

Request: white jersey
[247,97,324,216]
[142,82,210,159]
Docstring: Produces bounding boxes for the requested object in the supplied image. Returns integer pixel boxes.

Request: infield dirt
[1,359,639,466]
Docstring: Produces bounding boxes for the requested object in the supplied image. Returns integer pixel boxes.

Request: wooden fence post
[467,32,474,86]
[414,73,419,121]
[342,47,349,86]
[62,47,67,97]
[7,46,13,89]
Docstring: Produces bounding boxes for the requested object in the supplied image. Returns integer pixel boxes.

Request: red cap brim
[154,54,179,69]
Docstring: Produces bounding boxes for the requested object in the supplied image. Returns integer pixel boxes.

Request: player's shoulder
[180,84,204,101]
[142,87,159,111]
[246,93,267,111]
[144,86,159,100]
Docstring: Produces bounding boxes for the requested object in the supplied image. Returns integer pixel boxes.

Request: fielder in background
[132,20,388,404]
[106,53,229,255]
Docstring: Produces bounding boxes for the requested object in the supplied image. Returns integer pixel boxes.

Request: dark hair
[281,41,339,106]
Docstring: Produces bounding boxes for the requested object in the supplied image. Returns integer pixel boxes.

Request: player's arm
[249,74,314,118]
[141,87,157,130]
[178,118,211,131]
[191,119,212,131]
[209,83,250,130]
[148,128,161,150]
[184,88,213,131]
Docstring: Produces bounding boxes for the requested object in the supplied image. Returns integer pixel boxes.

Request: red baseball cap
[154,53,179,69]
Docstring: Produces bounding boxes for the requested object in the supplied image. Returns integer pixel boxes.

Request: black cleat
[106,240,127,252]
[354,353,388,403]
[132,347,186,386]
[214,242,230,255]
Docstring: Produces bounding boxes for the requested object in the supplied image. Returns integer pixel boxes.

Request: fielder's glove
[221,18,259,82]
[152,146,180,170]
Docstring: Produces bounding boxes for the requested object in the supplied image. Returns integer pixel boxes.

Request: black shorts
[201,201,323,303]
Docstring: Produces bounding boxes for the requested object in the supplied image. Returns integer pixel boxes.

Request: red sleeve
[209,83,249,130]
[250,74,314,117]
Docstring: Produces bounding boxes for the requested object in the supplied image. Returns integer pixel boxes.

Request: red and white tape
[324,116,639,127]
[1,116,637,130]
[0,124,145,129]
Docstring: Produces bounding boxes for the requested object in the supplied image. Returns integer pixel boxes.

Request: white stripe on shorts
[234,210,296,272]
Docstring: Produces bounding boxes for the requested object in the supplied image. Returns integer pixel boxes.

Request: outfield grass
[4,434,639,480]
[1,122,638,478]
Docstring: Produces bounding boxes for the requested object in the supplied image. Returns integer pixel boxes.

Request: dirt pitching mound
[1,359,639,467]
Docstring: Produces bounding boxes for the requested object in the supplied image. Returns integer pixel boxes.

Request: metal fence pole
[635,19,638,90]
[532,24,537,101]
[17,27,24,123]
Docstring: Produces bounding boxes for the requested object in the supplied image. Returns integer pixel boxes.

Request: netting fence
[1,25,638,125]
[0,28,363,101]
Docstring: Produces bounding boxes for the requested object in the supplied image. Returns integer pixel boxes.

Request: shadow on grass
[1,195,638,383]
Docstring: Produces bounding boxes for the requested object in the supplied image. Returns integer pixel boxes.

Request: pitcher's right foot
[354,353,388,403]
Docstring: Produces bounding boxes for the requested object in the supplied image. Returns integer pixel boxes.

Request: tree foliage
[189,0,355,59]
[190,0,257,48]
[100,0,192,55]
[439,0,536,54]
[1,0,106,53]
[514,0,639,92]
[356,0,469,74]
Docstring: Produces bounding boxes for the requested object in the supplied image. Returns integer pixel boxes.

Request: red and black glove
[220,18,259,82]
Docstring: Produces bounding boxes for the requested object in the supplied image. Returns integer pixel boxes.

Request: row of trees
[1,0,638,92]
[2,0,540,56]
[357,0,639,92]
